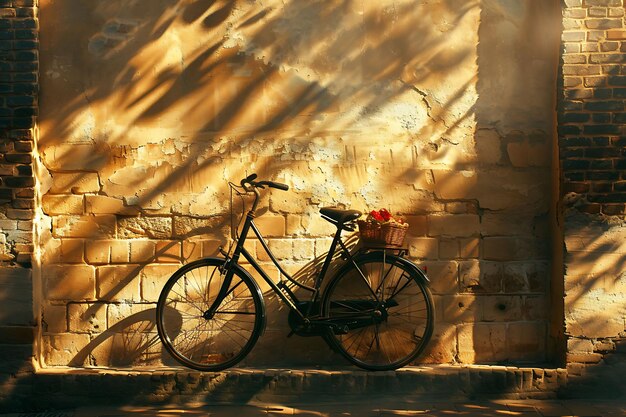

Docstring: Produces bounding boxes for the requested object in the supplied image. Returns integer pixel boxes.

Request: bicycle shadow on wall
[69,307,162,368]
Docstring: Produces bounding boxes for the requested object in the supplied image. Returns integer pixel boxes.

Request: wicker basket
[358,220,408,247]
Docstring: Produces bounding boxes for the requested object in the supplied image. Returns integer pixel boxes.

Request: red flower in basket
[367,208,404,225]
[369,210,385,222]
[360,208,409,246]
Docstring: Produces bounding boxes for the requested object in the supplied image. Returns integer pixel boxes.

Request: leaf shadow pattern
[35,0,558,374]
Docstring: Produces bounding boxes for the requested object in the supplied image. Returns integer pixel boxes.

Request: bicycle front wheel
[322,252,434,371]
[156,258,264,371]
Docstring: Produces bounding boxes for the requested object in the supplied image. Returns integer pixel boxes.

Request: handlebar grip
[241,173,258,187]
[268,181,289,191]
[259,181,289,191]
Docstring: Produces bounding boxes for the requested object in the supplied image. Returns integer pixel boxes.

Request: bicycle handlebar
[240,174,289,191]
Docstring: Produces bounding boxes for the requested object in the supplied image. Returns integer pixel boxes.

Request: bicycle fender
[203,256,267,334]
[392,254,431,284]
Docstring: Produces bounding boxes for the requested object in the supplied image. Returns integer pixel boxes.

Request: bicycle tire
[156,258,265,371]
[322,252,434,371]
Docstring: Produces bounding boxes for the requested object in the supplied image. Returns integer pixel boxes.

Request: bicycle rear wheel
[322,252,434,371]
[156,258,264,371]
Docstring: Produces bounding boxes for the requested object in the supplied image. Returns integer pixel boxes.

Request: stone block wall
[559,0,626,378]
[32,1,561,369]
[0,0,37,356]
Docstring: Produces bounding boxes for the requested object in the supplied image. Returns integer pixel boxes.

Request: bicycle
[156,174,435,371]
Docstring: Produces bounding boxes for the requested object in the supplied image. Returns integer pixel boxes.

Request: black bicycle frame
[206,220,348,321]
[205,185,382,323]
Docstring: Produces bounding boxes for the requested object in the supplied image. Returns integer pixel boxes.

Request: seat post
[313,226,343,291]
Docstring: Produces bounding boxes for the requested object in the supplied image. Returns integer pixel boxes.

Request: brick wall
[561,0,626,215]
[0,0,38,370]
[559,0,626,379]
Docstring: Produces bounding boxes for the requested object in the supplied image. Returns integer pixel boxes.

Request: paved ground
[4,399,625,417]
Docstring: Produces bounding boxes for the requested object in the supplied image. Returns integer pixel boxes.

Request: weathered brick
[406,237,438,259]
[568,337,594,353]
[589,54,626,64]
[42,333,90,366]
[439,295,478,324]
[458,323,507,363]
[155,240,182,263]
[422,261,458,294]
[588,6,608,17]
[566,352,603,363]
[606,29,626,40]
[262,238,292,261]
[42,304,67,334]
[2,175,33,187]
[608,75,626,85]
[172,216,223,239]
[86,240,113,264]
[4,152,30,163]
[42,194,83,215]
[523,295,549,320]
[292,238,314,260]
[6,208,32,219]
[459,261,503,293]
[584,76,607,87]
[96,265,141,301]
[129,240,157,263]
[584,100,624,111]
[483,296,523,321]
[68,303,106,333]
[439,239,458,259]
[600,41,620,51]
[0,267,33,325]
[459,237,480,258]
[52,215,116,238]
[85,195,137,215]
[562,64,602,76]
[58,239,84,263]
[507,322,546,361]
[46,265,96,300]
[585,18,622,29]
[253,215,286,237]
[483,237,543,261]
[428,214,479,238]
[583,0,621,6]
[562,31,586,42]
[50,172,100,194]
[140,264,180,302]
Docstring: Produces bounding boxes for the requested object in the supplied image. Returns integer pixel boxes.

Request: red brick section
[0,0,38,349]
[0,0,37,265]
[559,0,626,215]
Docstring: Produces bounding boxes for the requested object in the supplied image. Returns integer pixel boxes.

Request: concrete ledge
[0,365,568,412]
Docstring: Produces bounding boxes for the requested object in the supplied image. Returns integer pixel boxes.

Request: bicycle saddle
[320,207,362,225]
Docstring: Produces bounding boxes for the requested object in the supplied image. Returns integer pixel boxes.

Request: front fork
[203,209,255,319]
[202,259,234,320]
